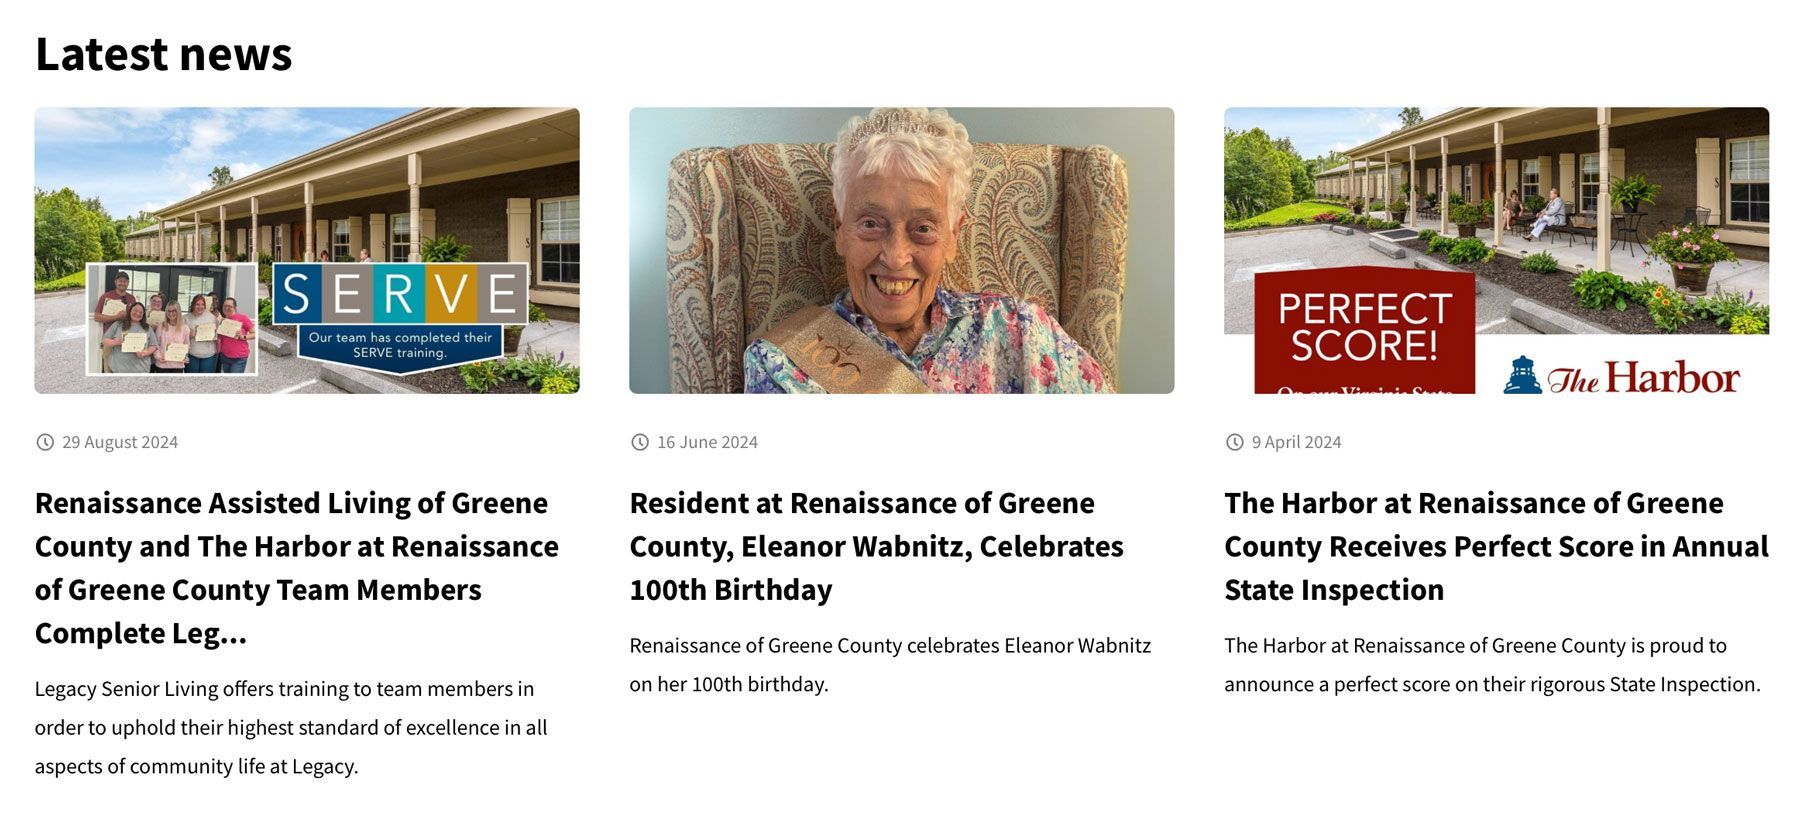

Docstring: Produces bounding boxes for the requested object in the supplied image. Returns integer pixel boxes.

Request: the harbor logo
[1503,355,1543,394]
[1500,353,1742,394]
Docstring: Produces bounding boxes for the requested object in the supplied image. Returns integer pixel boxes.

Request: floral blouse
[744,288,1112,394]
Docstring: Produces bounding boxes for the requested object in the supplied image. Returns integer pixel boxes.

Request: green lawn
[1225,201,1348,231]
[35,270,86,292]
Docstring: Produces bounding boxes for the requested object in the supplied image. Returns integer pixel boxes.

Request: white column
[1493,122,1505,248]
[407,153,423,262]
[1382,151,1391,209]
[1439,137,1450,234]
[1597,108,1612,272]
[192,211,200,262]
[250,197,260,260]
[217,205,228,261]
[1407,145,1417,227]
[157,222,165,261]
[303,182,315,262]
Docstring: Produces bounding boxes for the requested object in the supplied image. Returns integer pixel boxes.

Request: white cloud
[35,108,172,142]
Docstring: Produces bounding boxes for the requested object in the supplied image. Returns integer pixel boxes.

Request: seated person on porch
[1499,189,1522,233]
[1525,188,1566,241]
[743,107,1112,394]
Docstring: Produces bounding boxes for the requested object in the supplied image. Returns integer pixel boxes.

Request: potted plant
[1610,174,1660,213]
[1524,194,1547,213]
[1449,202,1485,238]
[1350,197,1365,215]
[1648,224,1737,293]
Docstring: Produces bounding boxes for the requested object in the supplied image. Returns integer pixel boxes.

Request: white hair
[832,107,974,222]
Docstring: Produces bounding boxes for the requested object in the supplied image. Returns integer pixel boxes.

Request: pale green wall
[628,108,1174,393]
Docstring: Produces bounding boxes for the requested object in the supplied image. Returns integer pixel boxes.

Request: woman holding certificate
[216,297,255,374]
[184,295,221,373]
[152,309,190,374]
[101,302,159,374]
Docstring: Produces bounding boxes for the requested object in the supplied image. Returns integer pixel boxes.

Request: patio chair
[666,141,1130,393]
[1658,206,1714,236]
[1549,210,1590,247]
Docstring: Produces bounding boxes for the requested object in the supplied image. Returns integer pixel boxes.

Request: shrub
[1624,276,1664,305]
[1524,194,1547,213]
[1446,238,1494,265]
[1642,285,1693,332]
[1610,173,1660,211]
[1571,270,1631,311]
[1312,212,1341,223]
[460,360,506,393]
[257,297,274,326]
[257,252,274,285]
[1449,202,1485,226]
[1647,224,1737,266]
[1730,314,1768,335]
[1427,234,1457,255]
[1418,228,1439,243]
[1369,199,1386,212]
[1692,289,1770,331]
[1520,251,1560,274]
[501,352,580,392]
[420,234,473,262]
[1284,216,1311,226]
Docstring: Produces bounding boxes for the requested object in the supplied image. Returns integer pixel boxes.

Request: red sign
[1254,266,1475,394]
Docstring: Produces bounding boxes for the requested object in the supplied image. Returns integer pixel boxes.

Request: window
[390,214,413,262]
[331,219,350,262]
[539,197,579,285]
[1579,154,1602,214]
[1521,159,1541,199]
[1462,166,1474,201]
[119,268,163,305]
[177,271,223,314]
[271,226,284,262]
[1727,136,1769,224]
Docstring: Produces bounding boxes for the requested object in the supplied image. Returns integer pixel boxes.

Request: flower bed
[1399,237,1732,334]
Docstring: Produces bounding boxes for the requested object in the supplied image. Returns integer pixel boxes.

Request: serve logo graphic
[273,263,528,373]
[1501,353,1741,394]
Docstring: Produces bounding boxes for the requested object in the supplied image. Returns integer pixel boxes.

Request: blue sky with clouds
[1224,108,1454,158]
[35,108,414,216]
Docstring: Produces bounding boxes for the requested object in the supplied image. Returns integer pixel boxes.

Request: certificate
[104,298,126,316]
[121,332,147,353]
[165,343,189,361]
[195,323,217,342]
[148,310,166,327]
[218,318,244,339]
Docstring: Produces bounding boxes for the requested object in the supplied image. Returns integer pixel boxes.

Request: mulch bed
[1397,240,1725,334]
[394,367,535,394]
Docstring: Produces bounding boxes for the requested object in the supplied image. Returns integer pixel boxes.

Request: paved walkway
[1223,227,1535,335]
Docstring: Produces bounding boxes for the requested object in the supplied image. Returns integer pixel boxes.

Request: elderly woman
[743,108,1112,394]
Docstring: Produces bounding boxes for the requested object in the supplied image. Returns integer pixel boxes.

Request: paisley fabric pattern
[744,288,1112,394]
[668,141,1128,393]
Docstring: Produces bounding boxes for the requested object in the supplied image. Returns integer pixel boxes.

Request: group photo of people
[86,263,258,376]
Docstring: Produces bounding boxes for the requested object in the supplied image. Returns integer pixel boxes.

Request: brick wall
[229,161,579,260]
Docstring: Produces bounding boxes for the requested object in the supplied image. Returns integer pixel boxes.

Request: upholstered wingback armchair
[666,142,1129,393]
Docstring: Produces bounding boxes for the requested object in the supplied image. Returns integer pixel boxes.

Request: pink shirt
[154,324,191,367]
[218,313,254,359]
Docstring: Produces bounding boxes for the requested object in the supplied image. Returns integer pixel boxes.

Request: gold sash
[760,306,931,394]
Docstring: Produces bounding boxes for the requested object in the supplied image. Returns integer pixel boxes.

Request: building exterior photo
[123,108,581,309]
[1314,108,1768,262]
